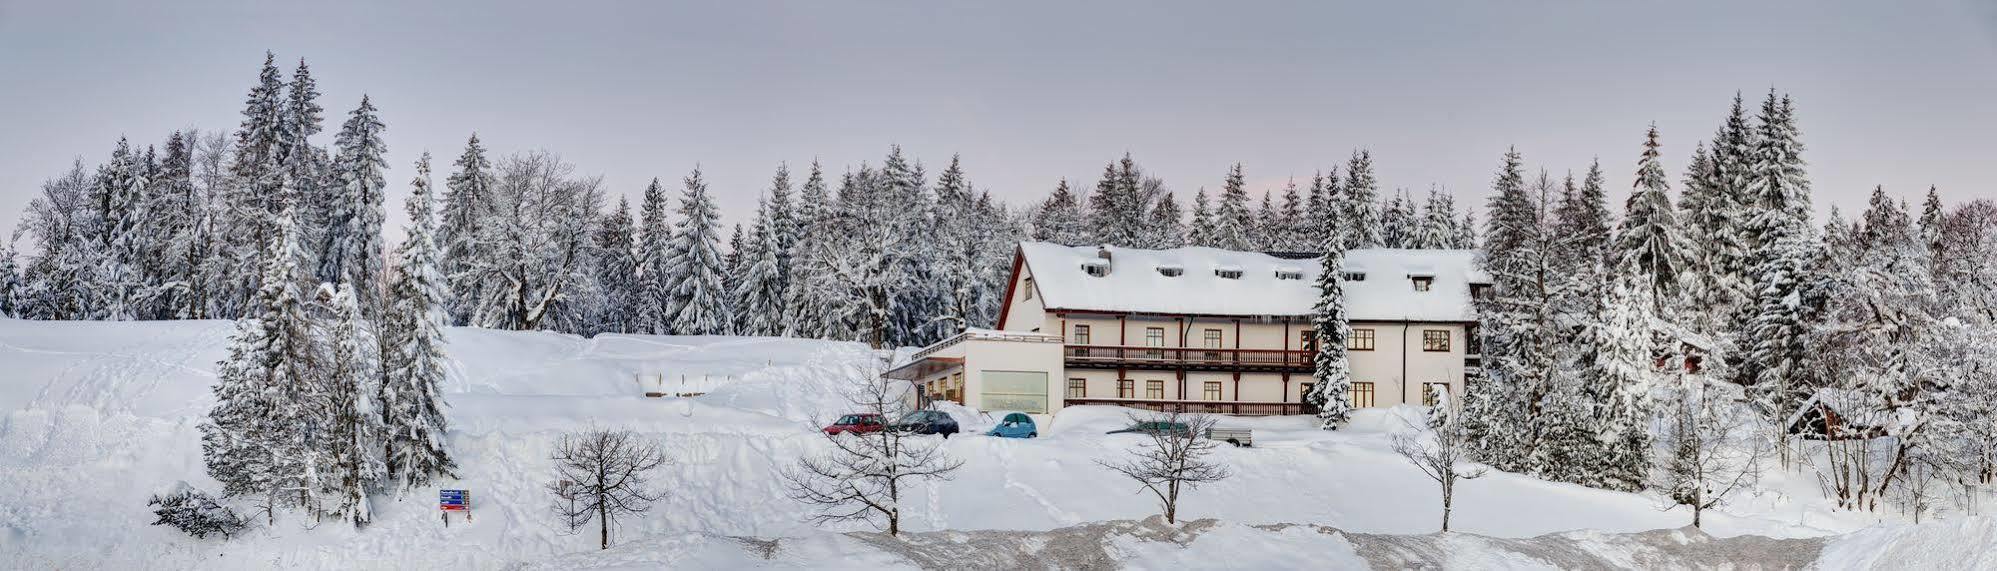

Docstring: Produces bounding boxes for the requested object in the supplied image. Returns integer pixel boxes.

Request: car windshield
[837,415,866,425]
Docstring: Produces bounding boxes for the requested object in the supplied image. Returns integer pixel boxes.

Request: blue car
[985,412,1038,438]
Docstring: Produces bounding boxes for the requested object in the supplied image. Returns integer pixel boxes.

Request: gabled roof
[1016,242,1487,322]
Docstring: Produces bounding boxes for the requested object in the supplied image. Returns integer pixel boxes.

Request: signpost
[440,489,470,526]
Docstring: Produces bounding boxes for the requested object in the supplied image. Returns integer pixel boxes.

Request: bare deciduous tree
[1098,411,1232,524]
[547,428,669,550]
[1658,381,1769,528]
[782,371,963,536]
[1392,400,1487,532]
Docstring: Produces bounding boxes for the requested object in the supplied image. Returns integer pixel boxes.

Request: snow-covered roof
[1017,242,1488,322]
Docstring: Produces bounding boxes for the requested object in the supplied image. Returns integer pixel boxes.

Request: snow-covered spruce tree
[15,161,96,320]
[1740,91,1815,421]
[1087,154,1150,247]
[1187,189,1215,247]
[782,161,840,338]
[1616,124,1687,314]
[724,223,746,328]
[1031,178,1089,246]
[1276,179,1306,251]
[931,155,991,335]
[765,163,799,283]
[318,95,389,318]
[1580,261,1658,492]
[281,59,330,271]
[380,153,456,493]
[216,52,291,319]
[663,167,732,335]
[1148,191,1186,248]
[1552,161,1611,284]
[1339,150,1384,249]
[1416,189,1459,250]
[200,204,329,520]
[1381,190,1417,248]
[1305,231,1353,428]
[1305,170,1336,248]
[1460,149,1562,474]
[0,243,20,318]
[880,147,947,347]
[438,134,495,325]
[319,283,384,528]
[1210,164,1255,250]
[734,203,788,337]
[148,131,203,319]
[91,137,149,320]
[1918,185,1944,261]
[592,197,641,334]
[1703,93,1762,331]
[1455,209,1478,250]
[633,178,672,334]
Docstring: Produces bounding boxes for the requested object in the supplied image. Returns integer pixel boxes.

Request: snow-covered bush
[147,483,251,539]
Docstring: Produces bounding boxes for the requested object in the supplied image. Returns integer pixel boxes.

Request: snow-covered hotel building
[885,242,1490,415]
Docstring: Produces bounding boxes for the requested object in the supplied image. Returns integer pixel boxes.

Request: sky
[2,0,1995,242]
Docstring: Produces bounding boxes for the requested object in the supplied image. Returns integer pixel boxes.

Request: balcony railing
[1063,345,1312,371]
[1064,397,1309,416]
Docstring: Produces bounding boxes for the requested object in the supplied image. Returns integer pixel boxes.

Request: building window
[1073,324,1090,345]
[1412,276,1434,292]
[1068,378,1087,398]
[1423,330,1451,352]
[1214,268,1243,279]
[1299,383,1314,403]
[1117,379,1135,399]
[1204,381,1223,401]
[1299,330,1316,353]
[1423,383,1451,407]
[1146,380,1166,399]
[1466,324,1482,355]
[1023,277,1035,300]
[1348,328,1376,351]
[1470,283,1493,300]
[1157,265,1183,277]
[1342,271,1366,281]
[1349,382,1376,408]
[1145,327,1165,347]
[1275,269,1303,280]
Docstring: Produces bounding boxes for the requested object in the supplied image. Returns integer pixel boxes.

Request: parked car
[823,413,886,436]
[893,410,960,438]
[985,412,1038,439]
[1106,420,1192,437]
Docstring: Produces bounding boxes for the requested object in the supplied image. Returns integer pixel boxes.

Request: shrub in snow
[148,483,251,540]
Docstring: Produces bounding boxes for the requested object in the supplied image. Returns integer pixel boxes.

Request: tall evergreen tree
[1306,232,1353,428]
[1148,192,1186,248]
[734,202,788,337]
[320,283,383,527]
[783,161,836,338]
[1187,189,1215,247]
[200,204,328,515]
[438,134,495,325]
[380,153,456,493]
[1740,91,1815,419]
[1416,189,1459,249]
[635,178,673,334]
[1381,190,1418,248]
[1030,179,1088,245]
[93,137,149,320]
[765,163,798,297]
[663,167,732,335]
[1580,260,1658,492]
[216,52,291,318]
[1340,150,1383,249]
[319,96,389,317]
[1210,164,1255,250]
[1616,125,1687,311]
[593,197,640,334]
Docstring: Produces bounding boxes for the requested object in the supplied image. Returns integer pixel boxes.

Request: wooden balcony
[1064,397,1310,416]
[1063,345,1313,373]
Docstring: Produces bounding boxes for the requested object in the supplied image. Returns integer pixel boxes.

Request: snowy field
[0,318,1984,569]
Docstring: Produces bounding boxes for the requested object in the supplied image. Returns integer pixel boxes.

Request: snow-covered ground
[0,318,1979,569]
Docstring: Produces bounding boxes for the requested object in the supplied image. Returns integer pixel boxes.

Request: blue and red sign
[440,489,469,512]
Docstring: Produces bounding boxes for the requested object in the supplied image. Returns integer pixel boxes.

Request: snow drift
[0,318,1968,569]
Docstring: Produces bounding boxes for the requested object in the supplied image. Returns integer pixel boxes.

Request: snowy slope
[0,318,1958,569]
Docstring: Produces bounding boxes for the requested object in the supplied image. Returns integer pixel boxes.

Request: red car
[823,413,886,436]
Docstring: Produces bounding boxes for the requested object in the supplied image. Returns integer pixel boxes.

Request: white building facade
[885,242,1489,415]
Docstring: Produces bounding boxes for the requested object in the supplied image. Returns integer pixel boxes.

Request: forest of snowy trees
[8,53,1993,526]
